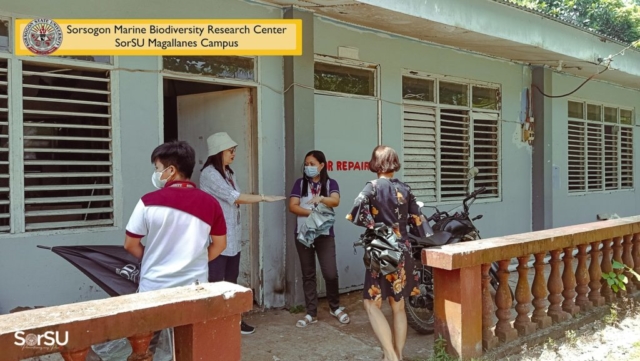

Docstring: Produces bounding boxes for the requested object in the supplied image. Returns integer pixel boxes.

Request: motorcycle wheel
[405,296,434,334]
[404,269,434,335]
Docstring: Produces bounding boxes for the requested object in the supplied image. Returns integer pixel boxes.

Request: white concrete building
[0,0,638,312]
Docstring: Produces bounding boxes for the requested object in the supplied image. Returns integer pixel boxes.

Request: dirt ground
[241,291,434,361]
[508,303,640,361]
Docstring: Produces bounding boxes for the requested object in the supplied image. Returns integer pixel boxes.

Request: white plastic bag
[90,328,173,361]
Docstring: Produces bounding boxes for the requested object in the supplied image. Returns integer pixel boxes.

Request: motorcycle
[404,167,509,335]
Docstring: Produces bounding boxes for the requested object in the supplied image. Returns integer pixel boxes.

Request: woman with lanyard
[288,150,350,328]
[200,132,286,335]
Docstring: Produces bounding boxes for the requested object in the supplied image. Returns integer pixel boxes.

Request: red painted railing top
[423,216,640,270]
[0,281,252,361]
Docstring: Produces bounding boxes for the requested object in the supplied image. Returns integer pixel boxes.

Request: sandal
[330,306,350,324]
[296,314,317,328]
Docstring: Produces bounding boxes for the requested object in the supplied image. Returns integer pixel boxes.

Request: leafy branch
[509,0,640,45]
[602,260,640,293]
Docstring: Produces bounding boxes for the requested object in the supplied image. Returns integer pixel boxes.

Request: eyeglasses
[227,147,237,154]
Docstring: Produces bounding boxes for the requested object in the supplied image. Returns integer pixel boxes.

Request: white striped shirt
[200,166,242,257]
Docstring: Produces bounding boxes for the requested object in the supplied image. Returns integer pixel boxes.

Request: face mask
[304,166,319,178]
[151,168,170,189]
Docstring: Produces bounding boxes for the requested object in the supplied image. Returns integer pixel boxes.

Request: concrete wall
[0,55,162,314]
[550,73,640,227]
[0,0,287,313]
[310,16,533,291]
[313,16,533,238]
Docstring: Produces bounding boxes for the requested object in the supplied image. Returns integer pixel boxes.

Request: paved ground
[241,291,433,361]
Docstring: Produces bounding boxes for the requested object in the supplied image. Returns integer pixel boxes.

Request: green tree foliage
[510,0,640,45]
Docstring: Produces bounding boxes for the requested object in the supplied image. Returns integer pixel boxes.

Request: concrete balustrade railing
[0,281,252,361]
[423,216,640,360]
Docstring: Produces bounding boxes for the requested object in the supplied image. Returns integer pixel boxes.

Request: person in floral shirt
[347,145,421,361]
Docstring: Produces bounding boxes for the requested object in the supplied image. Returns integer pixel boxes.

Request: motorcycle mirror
[472,214,483,221]
[467,167,480,179]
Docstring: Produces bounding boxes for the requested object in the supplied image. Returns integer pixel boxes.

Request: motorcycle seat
[415,231,452,247]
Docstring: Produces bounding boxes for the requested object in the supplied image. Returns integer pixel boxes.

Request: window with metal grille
[402,73,501,203]
[567,100,634,193]
[22,63,113,231]
[402,105,437,202]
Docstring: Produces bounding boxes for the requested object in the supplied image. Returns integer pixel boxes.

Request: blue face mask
[304,166,319,178]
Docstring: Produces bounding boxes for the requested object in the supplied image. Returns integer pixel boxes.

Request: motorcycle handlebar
[464,186,487,204]
[424,187,487,222]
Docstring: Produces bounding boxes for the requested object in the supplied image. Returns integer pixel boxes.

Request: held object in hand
[353,223,402,276]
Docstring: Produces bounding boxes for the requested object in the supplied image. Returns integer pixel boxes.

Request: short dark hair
[150,140,196,179]
[368,145,401,173]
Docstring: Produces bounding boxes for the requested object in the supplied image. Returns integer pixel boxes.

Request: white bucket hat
[207,132,238,157]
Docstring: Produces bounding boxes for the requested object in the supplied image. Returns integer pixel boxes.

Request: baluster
[547,249,570,323]
[127,332,154,361]
[633,234,640,290]
[600,239,615,303]
[623,235,636,294]
[514,256,537,336]
[531,252,552,329]
[575,244,593,311]
[494,259,517,342]
[61,348,89,361]
[588,241,605,307]
[613,237,625,297]
[561,247,579,316]
[481,263,499,350]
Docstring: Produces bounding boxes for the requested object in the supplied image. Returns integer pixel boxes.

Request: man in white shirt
[125,140,227,291]
[123,140,228,357]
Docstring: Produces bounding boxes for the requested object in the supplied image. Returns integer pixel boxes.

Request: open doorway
[163,78,259,301]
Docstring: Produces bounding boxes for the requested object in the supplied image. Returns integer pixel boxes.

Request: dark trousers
[208,253,241,283]
[295,235,340,317]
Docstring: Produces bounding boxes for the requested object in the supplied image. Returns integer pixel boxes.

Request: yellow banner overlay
[16,19,302,56]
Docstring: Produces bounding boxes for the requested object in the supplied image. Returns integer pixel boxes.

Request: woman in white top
[200,132,285,335]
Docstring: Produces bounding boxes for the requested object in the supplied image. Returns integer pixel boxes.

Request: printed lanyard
[169,182,194,188]
[310,182,321,197]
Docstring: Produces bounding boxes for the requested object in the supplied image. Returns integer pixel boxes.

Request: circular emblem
[22,19,63,55]
[25,333,38,347]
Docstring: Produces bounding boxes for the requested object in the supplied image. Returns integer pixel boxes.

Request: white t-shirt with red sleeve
[125,180,227,292]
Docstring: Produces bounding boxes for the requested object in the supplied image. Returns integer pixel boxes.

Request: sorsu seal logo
[22,19,63,55]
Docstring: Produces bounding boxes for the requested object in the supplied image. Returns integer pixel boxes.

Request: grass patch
[288,304,305,314]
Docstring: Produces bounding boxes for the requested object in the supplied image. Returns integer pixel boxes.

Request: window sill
[568,188,635,197]
[0,225,121,240]
[423,196,502,208]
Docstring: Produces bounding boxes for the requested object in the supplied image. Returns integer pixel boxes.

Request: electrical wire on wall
[533,39,640,99]
[532,63,609,98]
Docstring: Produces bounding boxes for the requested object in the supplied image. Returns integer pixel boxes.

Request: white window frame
[313,54,379,100]
[0,13,121,238]
[160,55,259,86]
[401,69,502,205]
[567,97,634,196]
